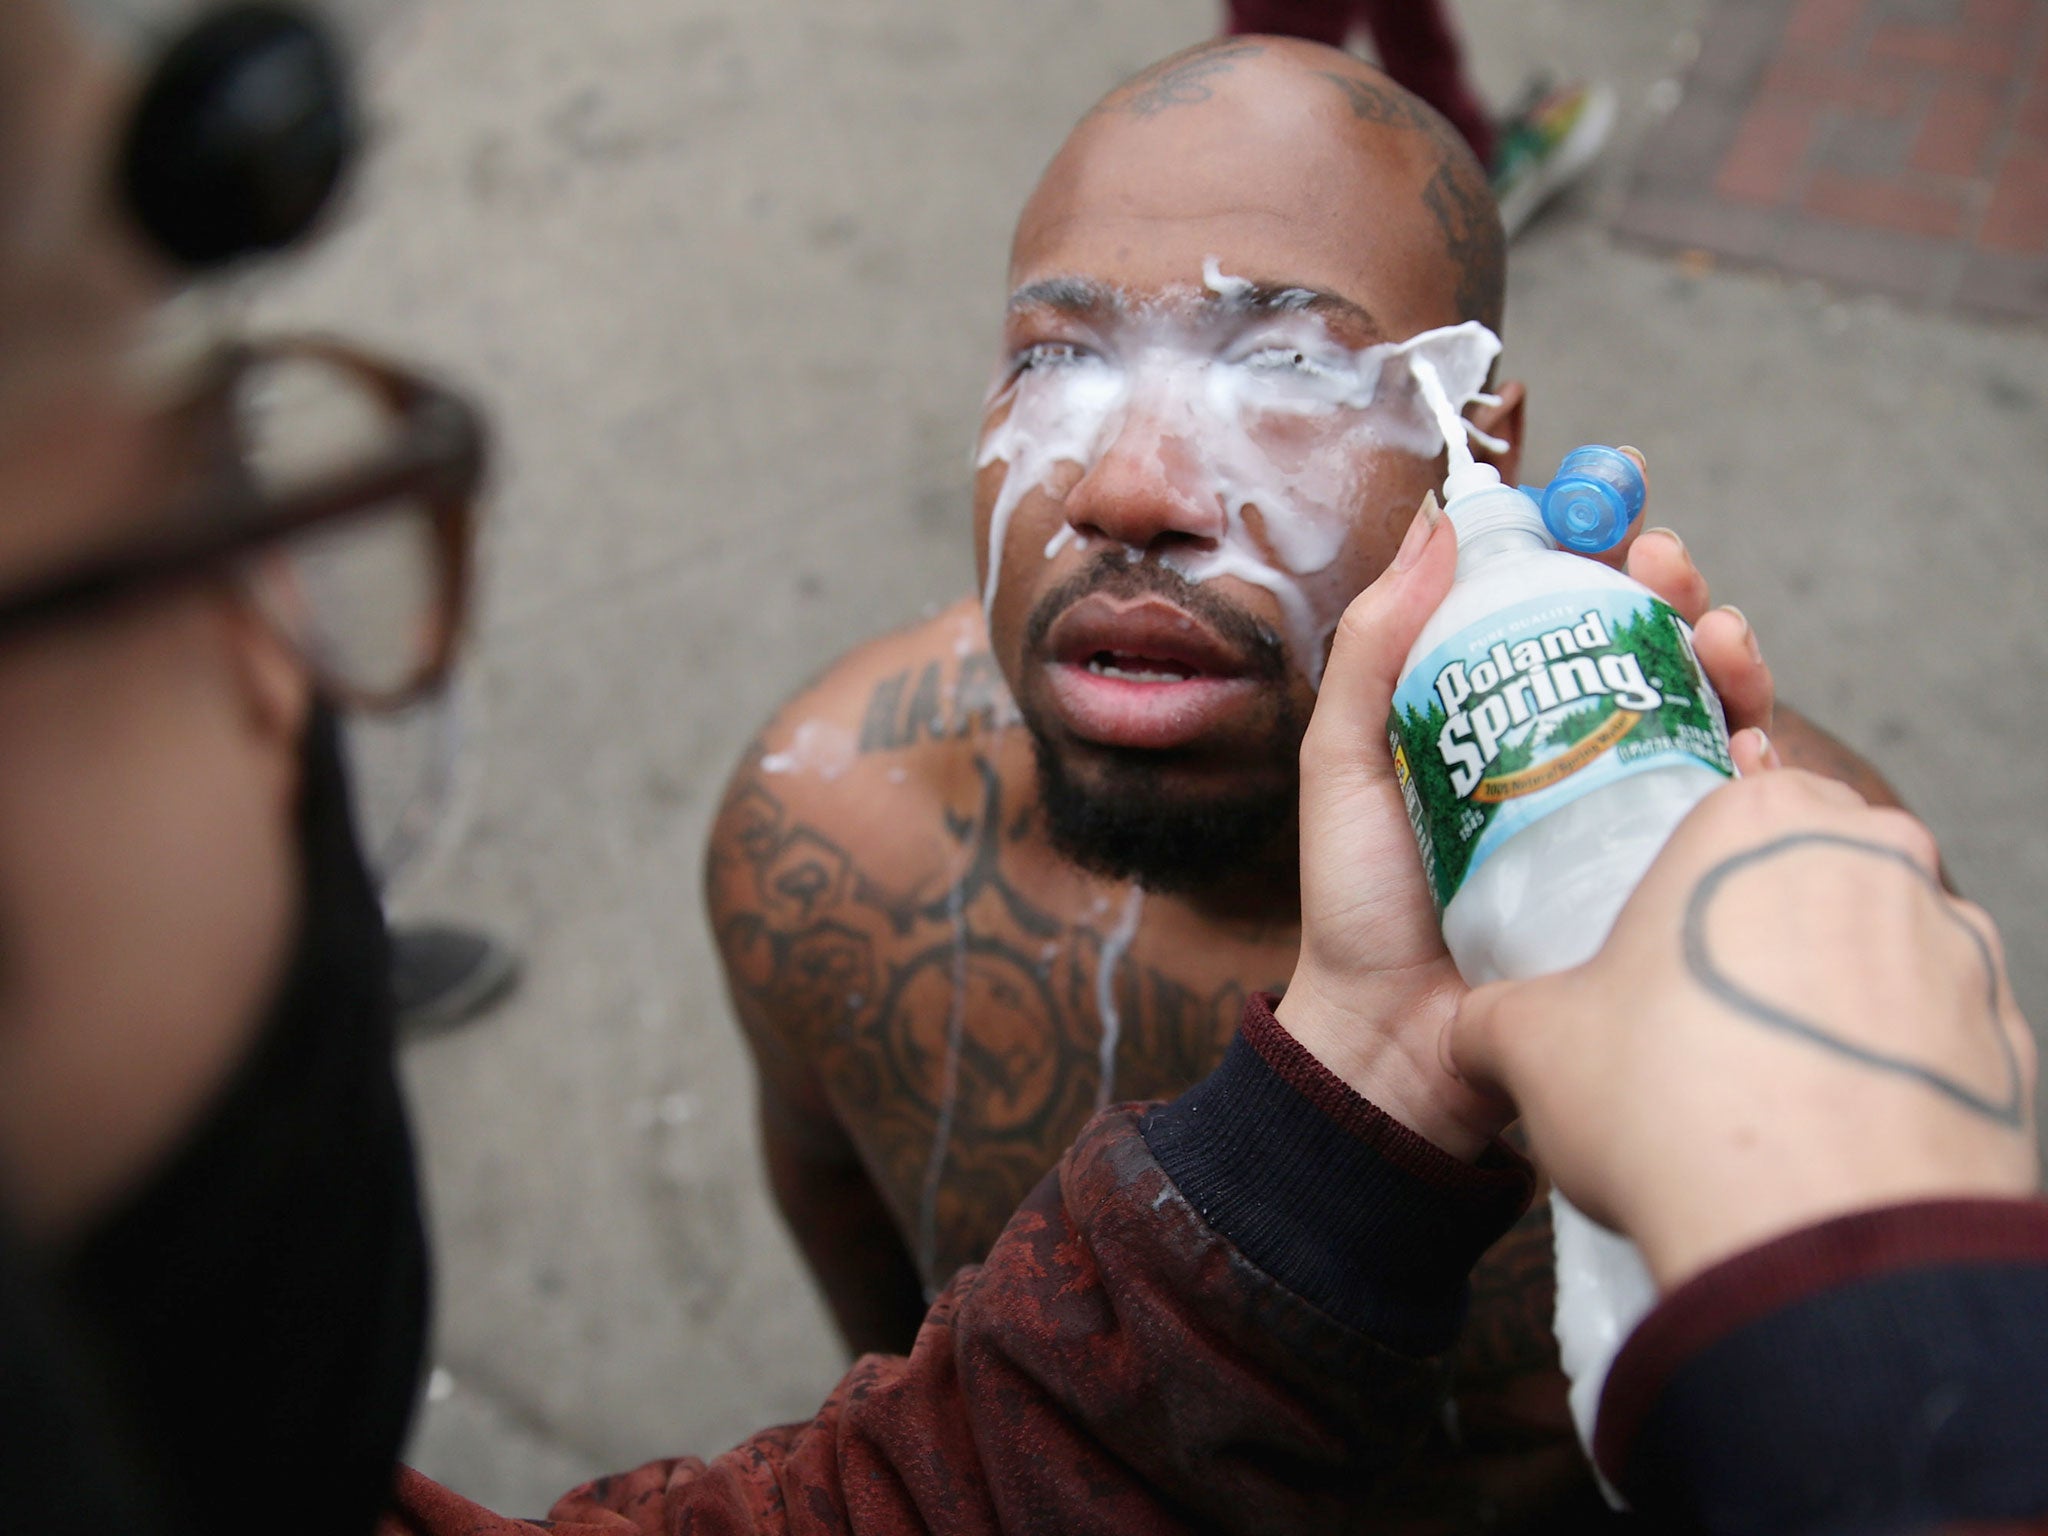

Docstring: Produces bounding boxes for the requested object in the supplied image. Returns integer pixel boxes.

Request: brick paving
[1616,0,2048,320]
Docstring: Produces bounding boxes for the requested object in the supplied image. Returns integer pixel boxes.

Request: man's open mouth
[1081,653,1202,683]
[1040,594,1262,749]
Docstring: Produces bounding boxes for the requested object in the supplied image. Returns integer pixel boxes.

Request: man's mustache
[1021,550,1288,681]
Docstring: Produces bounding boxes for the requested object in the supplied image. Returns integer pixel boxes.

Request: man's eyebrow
[1216,282,1385,341]
[1004,275,1385,339]
[1006,277,1120,317]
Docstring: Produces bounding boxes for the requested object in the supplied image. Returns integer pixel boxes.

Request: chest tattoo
[713,753,1254,1285]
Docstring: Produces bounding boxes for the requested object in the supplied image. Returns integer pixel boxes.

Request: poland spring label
[1388,590,1733,911]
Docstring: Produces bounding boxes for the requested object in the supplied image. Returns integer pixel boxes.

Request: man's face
[975,51,1518,891]
[0,1,313,1242]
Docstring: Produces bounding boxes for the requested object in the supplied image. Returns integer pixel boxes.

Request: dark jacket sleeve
[381,995,1532,1535]
[1595,1197,2048,1536]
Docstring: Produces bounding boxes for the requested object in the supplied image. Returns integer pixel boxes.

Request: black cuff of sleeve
[1601,1198,2048,1535]
[1141,993,1532,1355]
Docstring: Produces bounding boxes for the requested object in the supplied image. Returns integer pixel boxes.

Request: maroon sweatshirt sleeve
[381,995,1532,1535]
[1595,1197,2048,1535]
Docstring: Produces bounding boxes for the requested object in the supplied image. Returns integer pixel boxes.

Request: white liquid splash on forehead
[976,261,1502,686]
[1201,255,1254,302]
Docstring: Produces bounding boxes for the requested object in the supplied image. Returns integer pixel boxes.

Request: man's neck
[1152,825,1303,934]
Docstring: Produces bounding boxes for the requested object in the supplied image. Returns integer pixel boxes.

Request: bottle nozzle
[1442,459,1502,506]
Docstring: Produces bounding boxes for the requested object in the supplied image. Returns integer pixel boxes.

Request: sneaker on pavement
[391,921,520,1037]
[1491,78,1616,240]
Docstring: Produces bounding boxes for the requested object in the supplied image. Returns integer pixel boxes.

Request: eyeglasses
[0,337,486,711]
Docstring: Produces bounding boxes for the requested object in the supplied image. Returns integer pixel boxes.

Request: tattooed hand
[1278,464,1776,1161]
[1448,769,2039,1291]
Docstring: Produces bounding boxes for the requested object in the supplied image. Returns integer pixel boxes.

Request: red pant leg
[1221,0,1353,48]
[1222,0,1496,165]
[1350,0,1496,165]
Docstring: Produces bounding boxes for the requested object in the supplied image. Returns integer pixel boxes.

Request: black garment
[0,706,430,1536]
[1599,1198,2048,1535]
[0,1230,170,1534]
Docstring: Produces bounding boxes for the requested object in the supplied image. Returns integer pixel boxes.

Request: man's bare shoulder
[707,597,1026,907]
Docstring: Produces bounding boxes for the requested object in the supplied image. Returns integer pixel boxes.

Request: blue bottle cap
[1541,445,1645,554]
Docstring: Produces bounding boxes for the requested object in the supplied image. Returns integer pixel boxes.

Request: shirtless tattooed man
[708,36,1902,1531]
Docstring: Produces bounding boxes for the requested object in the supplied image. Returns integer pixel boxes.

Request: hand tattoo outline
[1682,831,2025,1128]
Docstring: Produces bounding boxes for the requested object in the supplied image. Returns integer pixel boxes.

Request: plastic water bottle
[1386,440,1735,1459]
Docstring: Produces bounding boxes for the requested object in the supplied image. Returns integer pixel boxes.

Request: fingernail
[1720,604,1761,660]
[1617,444,1645,467]
[1752,727,1780,768]
[1392,491,1442,572]
[1645,524,1685,556]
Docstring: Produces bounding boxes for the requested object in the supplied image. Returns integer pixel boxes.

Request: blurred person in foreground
[707,34,1906,1531]
[2,6,2043,1536]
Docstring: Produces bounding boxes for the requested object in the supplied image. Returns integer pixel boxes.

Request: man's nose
[1060,396,1224,553]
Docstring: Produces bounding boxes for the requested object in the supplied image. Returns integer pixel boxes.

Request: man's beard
[1020,555,1305,895]
[1031,732,1298,893]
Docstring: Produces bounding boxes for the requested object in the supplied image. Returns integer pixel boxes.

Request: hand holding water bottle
[1277,449,1777,1159]
[1445,768,2038,1293]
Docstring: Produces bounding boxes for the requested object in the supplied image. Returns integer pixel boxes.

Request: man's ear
[1470,379,1526,486]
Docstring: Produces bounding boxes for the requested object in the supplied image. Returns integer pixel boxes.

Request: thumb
[1303,495,1457,780]
[1442,976,1530,1109]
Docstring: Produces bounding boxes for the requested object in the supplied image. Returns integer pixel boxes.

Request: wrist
[1274,969,1497,1161]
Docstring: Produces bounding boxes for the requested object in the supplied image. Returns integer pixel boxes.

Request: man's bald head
[1015,36,1503,339]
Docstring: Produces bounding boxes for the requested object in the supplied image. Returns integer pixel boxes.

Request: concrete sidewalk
[256,0,2046,1514]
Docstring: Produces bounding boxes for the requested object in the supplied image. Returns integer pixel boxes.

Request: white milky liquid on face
[1201,254,1254,301]
[978,355,1125,629]
[975,261,1504,686]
